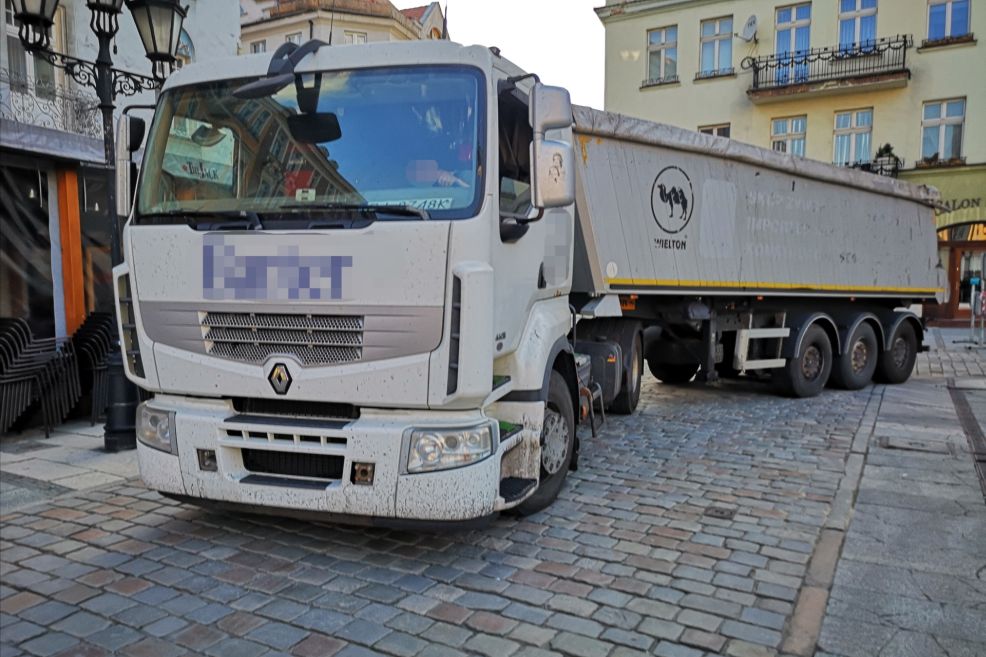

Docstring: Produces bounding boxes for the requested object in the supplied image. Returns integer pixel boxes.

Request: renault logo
[268,362,292,395]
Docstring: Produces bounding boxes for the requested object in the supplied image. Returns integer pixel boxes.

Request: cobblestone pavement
[1,335,984,657]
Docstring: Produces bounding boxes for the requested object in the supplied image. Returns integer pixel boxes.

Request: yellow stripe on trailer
[607,278,944,295]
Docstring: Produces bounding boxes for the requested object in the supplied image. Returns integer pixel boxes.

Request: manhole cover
[704,506,737,520]
[877,436,950,454]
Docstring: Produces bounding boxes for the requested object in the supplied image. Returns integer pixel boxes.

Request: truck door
[488,74,574,357]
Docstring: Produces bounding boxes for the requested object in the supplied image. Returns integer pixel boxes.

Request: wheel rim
[892,336,909,368]
[802,345,823,381]
[851,338,869,374]
[541,408,569,475]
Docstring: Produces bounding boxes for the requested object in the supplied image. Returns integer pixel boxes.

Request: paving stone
[246,621,309,650]
[51,610,111,638]
[291,634,346,657]
[720,620,782,647]
[19,632,77,657]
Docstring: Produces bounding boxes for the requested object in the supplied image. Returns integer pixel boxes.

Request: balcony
[1,68,101,146]
[847,157,903,178]
[742,35,912,104]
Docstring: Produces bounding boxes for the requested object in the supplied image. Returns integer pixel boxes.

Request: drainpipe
[309,18,314,40]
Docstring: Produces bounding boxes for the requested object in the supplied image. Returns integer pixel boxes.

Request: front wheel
[515,371,575,516]
[874,321,918,384]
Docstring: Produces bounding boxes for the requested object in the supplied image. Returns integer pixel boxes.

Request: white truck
[118,40,943,525]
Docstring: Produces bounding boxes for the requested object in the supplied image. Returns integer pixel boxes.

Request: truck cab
[119,41,582,524]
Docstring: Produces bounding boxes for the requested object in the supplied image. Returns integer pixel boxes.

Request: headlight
[136,404,177,454]
[407,424,493,473]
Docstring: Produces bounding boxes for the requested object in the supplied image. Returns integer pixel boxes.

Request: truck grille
[202,312,363,365]
[241,448,344,480]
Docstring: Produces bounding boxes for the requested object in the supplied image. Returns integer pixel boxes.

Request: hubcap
[892,336,909,368]
[802,345,823,381]
[541,409,569,475]
[851,339,869,374]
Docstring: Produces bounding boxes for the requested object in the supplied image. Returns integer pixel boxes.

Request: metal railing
[845,156,903,178]
[0,68,100,139]
[742,35,912,92]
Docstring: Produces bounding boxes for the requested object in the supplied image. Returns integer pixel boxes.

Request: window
[833,109,873,165]
[285,32,303,45]
[922,99,965,161]
[344,31,367,44]
[839,0,877,49]
[699,17,732,76]
[771,116,806,156]
[4,0,56,99]
[646,26,677,82]
[250,40,266,53]
[699,124,730,138]
[775,4,811,84]
[928,0,970,41]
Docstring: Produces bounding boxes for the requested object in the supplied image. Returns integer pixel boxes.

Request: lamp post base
[103,351,139,452]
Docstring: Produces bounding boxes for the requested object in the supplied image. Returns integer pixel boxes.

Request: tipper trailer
[118,40,943,525]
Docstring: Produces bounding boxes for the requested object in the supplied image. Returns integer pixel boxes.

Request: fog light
[136,404,176,454]
[406,424,494,473]
[351,462,375,485]
[197,449,217,472]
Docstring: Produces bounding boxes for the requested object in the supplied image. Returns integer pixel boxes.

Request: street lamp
[15,0,187,451]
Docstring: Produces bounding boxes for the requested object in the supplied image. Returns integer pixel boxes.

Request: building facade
[0,0,239,339]
[240,0,446,54]
[598,0,985,323]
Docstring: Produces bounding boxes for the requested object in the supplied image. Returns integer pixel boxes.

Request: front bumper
[137,395,514,522]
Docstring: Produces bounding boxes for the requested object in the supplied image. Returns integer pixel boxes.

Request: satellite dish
[738,15,759,43]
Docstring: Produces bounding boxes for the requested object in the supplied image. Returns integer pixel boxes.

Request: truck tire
[874,321,918,384]
[610,332,642,414]
[830,322,878,390]
[515,371,575,516]
[773,324,832,398]
[648,360,699,384]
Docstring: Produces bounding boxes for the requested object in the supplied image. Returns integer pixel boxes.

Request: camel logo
[650,166,694,234]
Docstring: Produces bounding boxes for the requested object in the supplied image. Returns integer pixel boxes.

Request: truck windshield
[136,65,485,222]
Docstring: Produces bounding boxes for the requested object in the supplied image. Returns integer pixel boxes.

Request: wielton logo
[268,363,292,395]
[650,166,694,234]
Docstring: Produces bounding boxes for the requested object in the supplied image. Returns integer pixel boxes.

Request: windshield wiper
[137,210,264,230]
[276,203,430,221]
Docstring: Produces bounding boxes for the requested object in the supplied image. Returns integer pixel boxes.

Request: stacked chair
[0,318,81,437]
[70,312,119,425]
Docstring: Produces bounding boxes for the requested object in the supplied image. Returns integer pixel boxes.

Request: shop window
[0,164,55,337]
[79,167,114,313]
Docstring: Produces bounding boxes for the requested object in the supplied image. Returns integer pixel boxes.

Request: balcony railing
[742,35,912,92]
[846,157,902,178]
[0,68,100,139]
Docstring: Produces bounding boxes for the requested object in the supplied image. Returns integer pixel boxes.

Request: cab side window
[498,89,533,216]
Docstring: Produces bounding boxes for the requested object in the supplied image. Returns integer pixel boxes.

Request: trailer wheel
[648,360,699,384]
[874,321,918,384]
[773,324,832,398]
[610,332,642,414]
[515,371,575,516]
[830,322,878,390]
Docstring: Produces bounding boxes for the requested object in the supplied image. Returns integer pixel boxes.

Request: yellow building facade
[598,0,985,323]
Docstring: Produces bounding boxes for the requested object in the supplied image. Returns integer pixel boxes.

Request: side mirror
[529,83,574,210]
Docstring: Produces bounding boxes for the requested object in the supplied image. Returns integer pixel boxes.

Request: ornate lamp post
[14,0,187,451]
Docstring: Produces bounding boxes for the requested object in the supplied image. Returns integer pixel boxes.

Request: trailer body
[571,106,941,300]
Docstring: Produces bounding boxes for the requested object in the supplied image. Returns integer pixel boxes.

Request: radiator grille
[241,449,344,480]
[202,312,364,365]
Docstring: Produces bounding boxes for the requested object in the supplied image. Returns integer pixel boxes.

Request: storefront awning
[900,164,986,230]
